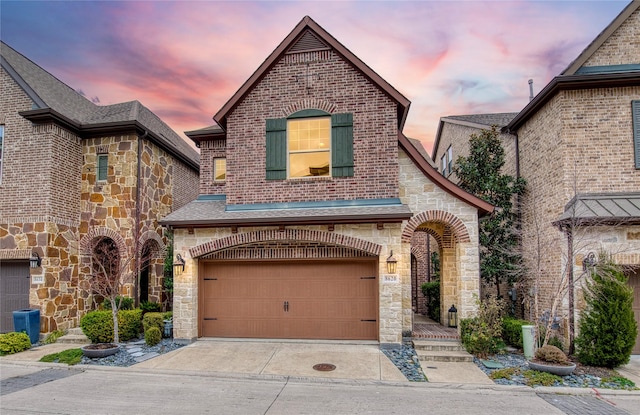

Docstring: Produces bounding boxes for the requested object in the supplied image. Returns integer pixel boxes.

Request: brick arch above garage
[189,229,382,258]
[401,210,471,247]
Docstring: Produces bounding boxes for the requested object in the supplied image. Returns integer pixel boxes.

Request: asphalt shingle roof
[160,199,413,226]
[1,41,199,167]
[444,113,519,128]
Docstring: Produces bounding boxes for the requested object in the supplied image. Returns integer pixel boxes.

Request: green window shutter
[331,113,354,177]
[633,101,640,169]
[97,154,108,181]
[266,118,287,180]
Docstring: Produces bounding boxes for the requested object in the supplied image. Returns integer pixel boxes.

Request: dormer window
[266,110,353,180]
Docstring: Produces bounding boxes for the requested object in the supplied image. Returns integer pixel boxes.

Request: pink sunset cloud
[1,1,629,154]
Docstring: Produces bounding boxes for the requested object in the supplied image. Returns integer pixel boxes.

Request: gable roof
[506,2,640,132]
[398,132,493,216]
[432,113,518,159]
[562,1,640,76]
[1,41,200,170]
[213,16,411,132]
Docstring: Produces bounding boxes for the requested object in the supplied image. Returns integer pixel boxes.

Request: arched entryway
[402,210,479,334]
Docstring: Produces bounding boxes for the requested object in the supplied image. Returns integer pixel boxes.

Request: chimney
[528,79,534,102]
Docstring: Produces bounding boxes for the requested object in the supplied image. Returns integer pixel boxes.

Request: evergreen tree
[575,256,637,368]
[453,126,526,297]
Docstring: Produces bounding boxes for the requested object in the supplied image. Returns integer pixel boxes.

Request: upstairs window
[97,154,108,181]
[266,110,353,180]
[633,100,640,169]
[447,146,453,175]
[440,145,453,177]
[213,157,226,181]
[288,117,330,178]
[0,125,3,184]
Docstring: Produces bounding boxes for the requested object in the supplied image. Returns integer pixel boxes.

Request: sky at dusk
[1,0,630,154]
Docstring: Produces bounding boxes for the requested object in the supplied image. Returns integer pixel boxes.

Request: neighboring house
[0,41,200,335]
[433,1,640,352]
[161,16,492,346]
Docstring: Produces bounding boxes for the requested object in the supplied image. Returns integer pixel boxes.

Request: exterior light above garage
[30,252,42,268]
[386,250,397,274]
[173,254,185,276]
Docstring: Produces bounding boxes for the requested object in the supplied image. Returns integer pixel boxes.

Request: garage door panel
[201,260,378,340]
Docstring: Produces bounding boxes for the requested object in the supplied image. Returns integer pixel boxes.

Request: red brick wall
[215,50,399,205]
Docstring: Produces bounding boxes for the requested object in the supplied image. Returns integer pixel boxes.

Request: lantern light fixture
[173,254,185,276]
[582,252,597,272]
[30,252,41,269]
[448,304,458,328]
[386,250,397,274]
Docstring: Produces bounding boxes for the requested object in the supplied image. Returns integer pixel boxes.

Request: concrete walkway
[2,339,639,387]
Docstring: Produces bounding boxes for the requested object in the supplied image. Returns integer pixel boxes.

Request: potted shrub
[528,345,576,376]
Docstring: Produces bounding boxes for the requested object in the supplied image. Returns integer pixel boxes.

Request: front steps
[413,339,473,363]
[56,327,90,344]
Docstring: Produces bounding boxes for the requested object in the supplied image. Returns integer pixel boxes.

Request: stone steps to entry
[413,339,473,363]
[56,327,90,344]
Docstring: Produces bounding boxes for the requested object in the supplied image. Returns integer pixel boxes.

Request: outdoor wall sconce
[173,254,185,276]
[582,252,597,272]
[386,250,397,274]
[448,304,458,328]
[29,252,41,268]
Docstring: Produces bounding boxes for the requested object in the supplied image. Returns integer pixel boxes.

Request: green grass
[522,369,561,387]
[39,348,83,365]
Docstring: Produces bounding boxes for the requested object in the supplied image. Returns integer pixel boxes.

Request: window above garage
[266,109,353,180]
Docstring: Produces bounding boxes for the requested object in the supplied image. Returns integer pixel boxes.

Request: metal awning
[553,192,640,227]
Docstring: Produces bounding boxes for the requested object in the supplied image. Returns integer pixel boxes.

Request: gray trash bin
[13,309,40,344]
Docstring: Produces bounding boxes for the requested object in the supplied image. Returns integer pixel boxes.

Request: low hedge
[0,332,31,355]
[80,309,143,343]
[145,326,162,346]
[502,317,531,349]
[142,312,164,333]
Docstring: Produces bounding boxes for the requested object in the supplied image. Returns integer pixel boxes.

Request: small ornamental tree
[453,126,526,298]
[88,236,150,343]
[575,255,637,368]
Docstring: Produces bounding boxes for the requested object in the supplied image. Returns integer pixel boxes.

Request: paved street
[2,363,639,415]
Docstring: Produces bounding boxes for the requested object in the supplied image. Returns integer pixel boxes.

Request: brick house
[432,1,640,352]
[161,16,493,346]
[0,41,200,335]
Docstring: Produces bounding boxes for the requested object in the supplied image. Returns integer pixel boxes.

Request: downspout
[566,225,575,355]
[134,130,149,307]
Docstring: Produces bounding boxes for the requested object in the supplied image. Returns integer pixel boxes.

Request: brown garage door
[200,259,378,340]
[0,261,31,333]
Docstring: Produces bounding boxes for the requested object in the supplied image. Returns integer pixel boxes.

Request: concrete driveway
[134,339,408,381]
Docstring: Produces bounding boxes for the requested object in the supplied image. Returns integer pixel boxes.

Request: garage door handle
[284,301,289,312]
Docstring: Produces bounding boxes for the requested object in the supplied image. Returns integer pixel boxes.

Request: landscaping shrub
[460,297,506,358]
[0,332,31,355]
[575,258,637,368]
[140,300,161,313]
[502,317,530,349]
[101,296,134,310]
[142,312,164,333]
[80,309,142,343]
[535,345,569,364]
[163,311,173,321]
[523,370,561,387]
[421,280,440,322]
[145,326,162,346]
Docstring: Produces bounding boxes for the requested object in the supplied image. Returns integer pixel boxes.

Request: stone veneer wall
[398,149,481,324]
